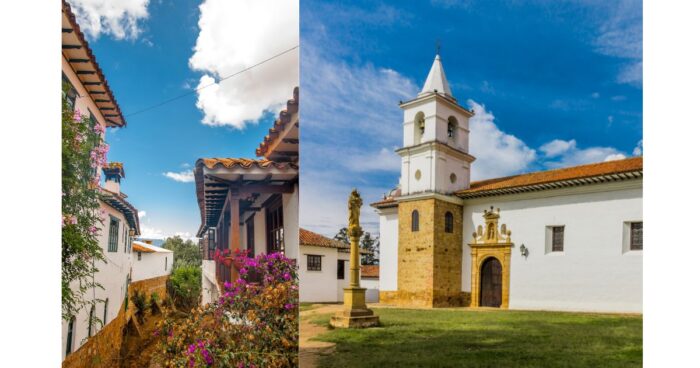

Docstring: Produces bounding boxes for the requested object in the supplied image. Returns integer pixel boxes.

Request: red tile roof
[361,265,379,278]
[299,228,350,250]
[457,157,642,198]
[62,1,126,127]
[256,87,299,159]
[199,158,298,170]
[132,242,155,253]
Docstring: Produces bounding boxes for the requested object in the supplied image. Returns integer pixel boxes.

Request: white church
[371,54,642,314]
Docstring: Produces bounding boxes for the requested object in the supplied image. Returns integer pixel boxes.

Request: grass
[308,308,642,368]
[300,303,318,312]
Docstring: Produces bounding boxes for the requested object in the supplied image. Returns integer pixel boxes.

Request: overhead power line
[124,45,299,118]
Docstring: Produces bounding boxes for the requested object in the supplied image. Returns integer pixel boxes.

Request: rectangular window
[265,195,284,253]
[108,216,119,252]
[137,252,142,261]
[337,259,345,279]
[630,222,643,250]
[551,226,564,252]
[62,73,77,108]
[246,217,255,256]
[165,257,168,271]
[307,255,322,271]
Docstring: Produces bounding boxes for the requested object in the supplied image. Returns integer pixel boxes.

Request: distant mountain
[135,238,165,247]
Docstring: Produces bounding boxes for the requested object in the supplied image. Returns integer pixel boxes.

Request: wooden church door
[480,257,502,307]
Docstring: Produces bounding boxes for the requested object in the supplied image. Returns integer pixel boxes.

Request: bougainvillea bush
[155,251,299,367]
[62,84,109,321]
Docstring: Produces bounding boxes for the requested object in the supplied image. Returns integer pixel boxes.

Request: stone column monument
[330,189,380,328]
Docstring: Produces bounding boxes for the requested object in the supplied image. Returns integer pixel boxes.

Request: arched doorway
[479,257,502,307]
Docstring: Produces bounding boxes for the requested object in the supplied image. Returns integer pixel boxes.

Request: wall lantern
[129,229,136,237]
[520,244,529,258]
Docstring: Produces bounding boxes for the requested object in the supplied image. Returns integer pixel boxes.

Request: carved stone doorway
[479,257,502,307]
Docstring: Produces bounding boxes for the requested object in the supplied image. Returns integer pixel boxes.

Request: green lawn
[309,308,642,368]
[300,302,318,312]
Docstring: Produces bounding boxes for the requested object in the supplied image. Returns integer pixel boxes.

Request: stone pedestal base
[330,287,380,328]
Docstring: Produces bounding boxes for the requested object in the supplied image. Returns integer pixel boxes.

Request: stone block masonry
[62,276,168,368]
[391,197,466,308]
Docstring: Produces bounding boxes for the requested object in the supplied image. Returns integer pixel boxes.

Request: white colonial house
[372,54,642,313]
[196,88,299,305]
[299,228,351,303]
[361,265,380,303]
[132,240,174,281]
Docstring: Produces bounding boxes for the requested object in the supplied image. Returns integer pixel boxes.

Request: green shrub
[150,292,160,315]
[167,265,201,311]
[131,290,148,322]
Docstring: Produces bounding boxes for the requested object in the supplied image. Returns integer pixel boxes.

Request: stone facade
[62,276,168,368]
[392,196,466,307]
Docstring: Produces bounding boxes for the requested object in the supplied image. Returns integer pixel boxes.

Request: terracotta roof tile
[256,87,299,159]
[62,1,126,127]
[199,158,298,170]
[457,157,642,197]
[132,242,155,253]
[361,265,379,278]
[299,228,349,250]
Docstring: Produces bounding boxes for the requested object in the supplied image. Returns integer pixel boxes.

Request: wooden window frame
[551,226,565,252]
[445,211,454,233]
[307,255,322,271]
[66,316,76,356]
[265,195,284,254]
[630,222,643,251]
[246,216,255,256]
[411,210,419,232]
[88,305,95,337]
[108,216,119,252]
[103,299,109,325]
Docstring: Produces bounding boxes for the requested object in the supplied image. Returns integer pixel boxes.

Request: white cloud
[467,101,537,180]
[593,0,642,87]
[175,232,199,243]
[66,0,150,40]
[139,225,165,240]
[137,210,146,218]
[189,0,299,128]
[163,171,194,183]
[538,139,627,168]
[633,140,643,156]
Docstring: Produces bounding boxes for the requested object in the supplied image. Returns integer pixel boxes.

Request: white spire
[419,54,452,98]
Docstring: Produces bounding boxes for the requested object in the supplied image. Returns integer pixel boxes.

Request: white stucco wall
[462,182,643,313]
[378,208,398,292]
[283,185,299,260]
[201,260,219,306]
[362,278,380,303]
[299,245,350,302]
[62,201,134,358]
[132,248,172,282]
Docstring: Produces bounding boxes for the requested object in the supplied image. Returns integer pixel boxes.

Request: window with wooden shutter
[108,216,119,252]
[337,260,345,279]
[307,255,322,271]
[66,316,75,356]
[445,212,454,233]
[265,195,284,253]
[551,226,564,252]
[411,210,419,232]
[630,222,643,250]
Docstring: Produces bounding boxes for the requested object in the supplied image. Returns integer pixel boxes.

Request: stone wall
[394,197,466,308]
[62,276,168,368]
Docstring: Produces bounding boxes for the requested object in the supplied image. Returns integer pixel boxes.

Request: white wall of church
[462,182,643,313]
[282,185,299,261]
[378,208,399,292]
[299,245,350,302]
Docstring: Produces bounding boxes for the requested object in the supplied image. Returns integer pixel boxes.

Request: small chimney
[103,162,125,194]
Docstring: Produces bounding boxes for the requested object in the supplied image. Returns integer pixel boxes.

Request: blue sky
[69,0,299,240]
[300,0,642,236]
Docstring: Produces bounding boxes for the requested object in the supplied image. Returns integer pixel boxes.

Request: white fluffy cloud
[66,0,150,40]
[467,101,537,180]
[538,139,627,169]
[593,0,642,87]
[189,0,299,128]
[633,140,643,156]
[163,170,194,183]
[137,210,147,218]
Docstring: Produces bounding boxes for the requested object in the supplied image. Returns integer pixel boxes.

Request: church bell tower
[392,54,474,308]
[397,54,476,196]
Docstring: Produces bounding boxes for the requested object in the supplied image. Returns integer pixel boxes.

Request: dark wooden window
[265,195,284,253]
[630,222,643,250]
[103,299,109,325]
[108,216,119,252]
[137,252,142,261]
[66,316,75,356]
[307,255,322,271]
[165,257,168,271]
[337,260,345,279]
[208,228,216,260]
[411,210,419,232]
[88,305,95,337]
[551,226,565,252]
[445,212,454,233]
[62,73,77,108]
[123,226,127,253]
[246,217,255,256]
